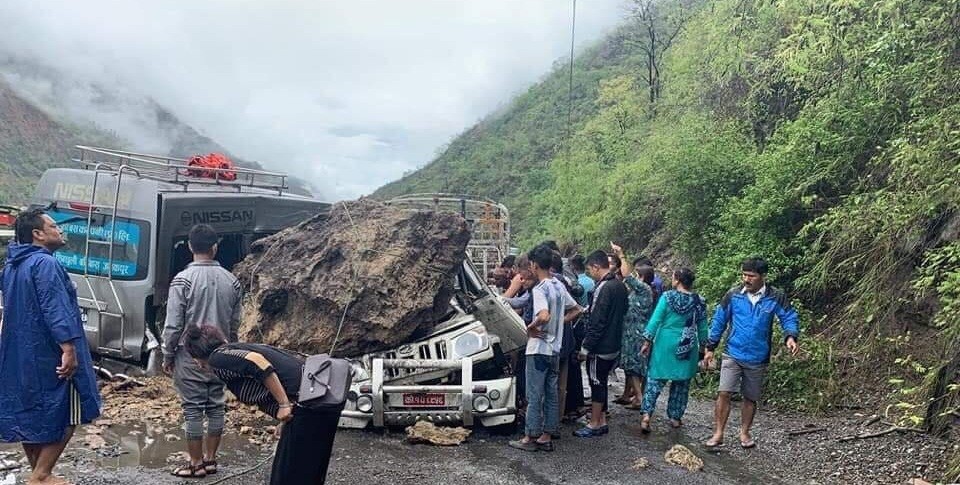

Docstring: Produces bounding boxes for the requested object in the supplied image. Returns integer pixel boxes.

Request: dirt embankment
[99,377,262,428]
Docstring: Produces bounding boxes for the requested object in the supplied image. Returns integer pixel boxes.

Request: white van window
[48,209,150,280]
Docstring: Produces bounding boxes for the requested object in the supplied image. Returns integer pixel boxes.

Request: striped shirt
[208,343,304,418]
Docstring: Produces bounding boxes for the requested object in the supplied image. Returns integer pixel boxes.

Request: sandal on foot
[171,464,207,478]
[703,437,723,447]
[573,425,607,438]
[640,418,651,434]
[202,460,218,474]
[623,402,643,410]
[740,438,756,449]
[535,440,555,452]
[508,439,539,452]
[669,419,683,428]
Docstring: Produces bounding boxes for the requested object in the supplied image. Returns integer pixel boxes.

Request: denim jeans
[525,354,560,438]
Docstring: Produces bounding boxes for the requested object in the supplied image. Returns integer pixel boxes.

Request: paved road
[31,402,780,484]
[2,378,784,485]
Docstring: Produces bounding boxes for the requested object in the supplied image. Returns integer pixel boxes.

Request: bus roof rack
[71,145,289,195]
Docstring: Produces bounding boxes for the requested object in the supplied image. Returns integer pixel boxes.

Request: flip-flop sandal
[740,438,757,449]
[640,419,652,434]
[669,419,683,428]
[202,460,218,474]
[171,464,207,478]
[623,403,643,410]
[703,438,724,447]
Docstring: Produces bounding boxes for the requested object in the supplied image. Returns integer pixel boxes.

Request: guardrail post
[460,357,473,426]
[372,358,385,427]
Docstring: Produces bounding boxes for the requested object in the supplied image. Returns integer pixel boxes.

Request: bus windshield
[47,209,150,281]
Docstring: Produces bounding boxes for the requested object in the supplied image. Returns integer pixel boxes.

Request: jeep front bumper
[338,358,516,429]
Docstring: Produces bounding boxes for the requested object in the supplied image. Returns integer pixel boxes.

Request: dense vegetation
[378,0,959,472]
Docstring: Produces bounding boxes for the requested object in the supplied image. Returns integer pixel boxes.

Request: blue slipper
[573,425,608,437]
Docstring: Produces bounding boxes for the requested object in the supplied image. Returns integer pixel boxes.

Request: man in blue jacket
[703,257,798,449]
[1,209,101,484]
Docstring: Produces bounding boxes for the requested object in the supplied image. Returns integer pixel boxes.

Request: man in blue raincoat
[0,208,101,484]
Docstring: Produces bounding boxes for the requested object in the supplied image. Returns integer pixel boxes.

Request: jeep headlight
[452,329,490,359]
[356,395,373,413]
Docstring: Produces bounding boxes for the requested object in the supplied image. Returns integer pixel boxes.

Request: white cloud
[0,0,625,200]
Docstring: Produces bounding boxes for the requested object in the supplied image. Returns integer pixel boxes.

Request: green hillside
[377,0,960,474]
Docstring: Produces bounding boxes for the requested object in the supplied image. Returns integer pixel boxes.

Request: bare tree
[625,0,695,114]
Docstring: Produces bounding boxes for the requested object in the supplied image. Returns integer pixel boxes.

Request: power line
[565,0,577,165]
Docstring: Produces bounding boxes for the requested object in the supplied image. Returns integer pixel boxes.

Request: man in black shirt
[574,250,628,438]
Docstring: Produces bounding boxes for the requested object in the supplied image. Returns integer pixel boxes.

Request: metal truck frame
[385,194,510,280]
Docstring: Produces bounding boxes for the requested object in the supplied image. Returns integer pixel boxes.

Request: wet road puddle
[0,421,272,483]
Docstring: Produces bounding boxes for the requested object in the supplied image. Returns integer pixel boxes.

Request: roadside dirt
[99,376,267,432]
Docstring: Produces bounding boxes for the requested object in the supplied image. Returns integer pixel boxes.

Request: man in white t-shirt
[509,244,581,452]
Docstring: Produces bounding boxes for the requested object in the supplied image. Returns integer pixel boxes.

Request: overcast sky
[0,1,625,200]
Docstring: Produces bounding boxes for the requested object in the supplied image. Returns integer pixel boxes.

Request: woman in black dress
[182,325,342,484]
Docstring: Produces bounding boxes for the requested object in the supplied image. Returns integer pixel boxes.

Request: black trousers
[586,355,617,412]
[269,406,342,485]
[565,357,585,413]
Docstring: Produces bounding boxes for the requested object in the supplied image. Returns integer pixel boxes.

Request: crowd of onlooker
[490,240,800,452]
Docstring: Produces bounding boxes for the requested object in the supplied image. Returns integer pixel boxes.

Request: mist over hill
[0,57,313,203]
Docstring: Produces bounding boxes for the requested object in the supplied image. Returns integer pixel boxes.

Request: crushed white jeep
[338,259,526,429]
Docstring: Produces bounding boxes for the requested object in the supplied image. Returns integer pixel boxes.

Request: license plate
[402,393,446,407]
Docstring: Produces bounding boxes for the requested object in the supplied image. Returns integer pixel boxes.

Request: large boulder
[233,198,471,357]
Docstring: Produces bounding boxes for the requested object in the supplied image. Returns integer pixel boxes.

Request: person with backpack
[638,268,707,433]
[703,257,799,449]
[182,325,343,484]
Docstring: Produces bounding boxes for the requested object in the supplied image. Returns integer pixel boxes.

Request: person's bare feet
[703,434,724,447]
[28,475,74,485]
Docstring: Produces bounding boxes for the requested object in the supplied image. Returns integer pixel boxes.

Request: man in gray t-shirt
[161,224,241,478]
[509,244,580,453]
